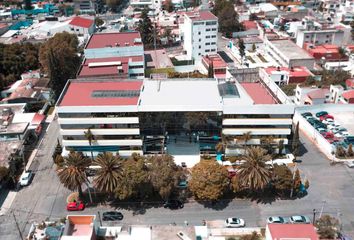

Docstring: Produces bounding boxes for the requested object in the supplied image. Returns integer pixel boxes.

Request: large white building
[56,74,294,166]
[182,11,218,62]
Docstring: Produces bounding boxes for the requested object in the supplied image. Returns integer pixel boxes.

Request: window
[206,29,211,31]
[211,28,217,31]
[199,45,201,49]
[206,49,210,52]
[198,53,201,56]
[306,35,309,38]
[199,39,201,42]
[206,36,210,38]
[211,42,216,45]
[206,43,210,45]
[198,31,201,35]
[206,21,217,25]
[211,49,216,52]
[211,35,216,38]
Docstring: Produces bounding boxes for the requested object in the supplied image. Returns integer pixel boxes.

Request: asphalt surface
[1,121,354,239]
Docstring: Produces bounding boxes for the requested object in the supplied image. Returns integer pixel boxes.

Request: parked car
[321,132,334,139]
[289,215,311,224]
[225,217,245,228]
[102,211,124,221]
[267,216,287,224]
[322,118,334,124]
[334,132,344,138]
[316,111,328,117]
[19,171,33,186]
[345,161,354,168]
[302,112,312,117]
[163,200,184,209]
[319,114,334,121]
[66,201,85,211]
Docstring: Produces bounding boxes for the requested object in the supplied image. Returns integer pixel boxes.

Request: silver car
[267,216,287,224]
[289,215,311,224]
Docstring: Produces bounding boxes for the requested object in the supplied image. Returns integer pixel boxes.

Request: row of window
[205,42,216,46]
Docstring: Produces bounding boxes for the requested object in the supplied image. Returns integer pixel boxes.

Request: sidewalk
[0,191,17,216]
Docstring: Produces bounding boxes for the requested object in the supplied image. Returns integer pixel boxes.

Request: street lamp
[312,209,316,225]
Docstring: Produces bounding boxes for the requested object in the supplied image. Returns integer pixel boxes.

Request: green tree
[260,136,275,155]
[293,169,301,192]
[230,175,241,193]
[93,152,122,194]
[208,61,214,78]
[251,43,256,52]
[189,160,229,201]
[148,154,183,200]
[347,144,354,157]
[163,0,174,12]
[115,156,151,200]
[52,139,63,164]
[304,179,309,189]
[272,164,293,195]
[278,139,284,155]
[24,0,33,10]
[57,152,91,198]
[39,32,80,100]
[95,17,104,27]
[216,1,244,37]
[238,147,272,190]
[336,145,346,158]
[315,215,339,239]
[105,0,122,11]
[291,122,300,158]
[84,128,95,161]
[238,38,246,61]
[137,8,154,47]
[0,166,9,182]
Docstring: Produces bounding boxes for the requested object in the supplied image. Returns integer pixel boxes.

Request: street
[1,120,354,239]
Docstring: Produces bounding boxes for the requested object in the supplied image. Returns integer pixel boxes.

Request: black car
[163,200,184,209]
[102,211,124,221]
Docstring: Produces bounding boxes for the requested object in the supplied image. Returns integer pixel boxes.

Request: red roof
[86,32,142,49]
[242,20,258,30]
[346,78,354,88]
[241,82,278,104]
[202,54,227,69]
[307,88,330,99]
[31,113,45,125]
[342,90,354,100]
[185,11,217,21]
[78,56,144,77]
[69,16,94,28]
[265,66,312,78]
[59,81,143,107]
[267,224,319,240]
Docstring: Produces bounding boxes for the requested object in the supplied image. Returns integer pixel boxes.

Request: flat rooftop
[145,49,174,69]
[270,40,314,60]
[241,82,278,104]
[185,11,217,22]
[78,56,143,78]
[85,32,142,49]
[59,80,143,106]
[139,79,223,112]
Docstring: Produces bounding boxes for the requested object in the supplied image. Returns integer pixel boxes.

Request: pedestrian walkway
[0,191,17,216]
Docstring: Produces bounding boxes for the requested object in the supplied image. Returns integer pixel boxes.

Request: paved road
[1,125,354,239]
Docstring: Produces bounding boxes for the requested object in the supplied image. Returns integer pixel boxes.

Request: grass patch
[145,67,175,77]
[246,56,256,63]
[257,53,268,63]
[280,83,297,96]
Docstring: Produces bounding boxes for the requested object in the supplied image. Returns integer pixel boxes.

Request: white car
[19,171,33,186]
[289,215,311,224]
[267,216,287,224]
[225,217,245,228]
[334,132,343,138]
[345,161,354,168]
[339,130,350,136]
[328,125,339,132]
[322,119,334,124]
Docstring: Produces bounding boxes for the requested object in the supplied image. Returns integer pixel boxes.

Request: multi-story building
[130,0,161,12]
[182,11,218,62]
[57,75,294,166]
[265,39,316,70]
[79,32,145,79]
[260,66,313,85]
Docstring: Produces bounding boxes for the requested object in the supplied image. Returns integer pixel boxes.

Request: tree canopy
[189,160,229,201]
[315,215,339,239]
[213,0,244,37]
[39,32,80,100]
[137,8,154,48]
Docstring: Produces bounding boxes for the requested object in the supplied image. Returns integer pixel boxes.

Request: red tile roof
[342,90,354,100]
[31,113,45,125]
[202,54,227,69]
[242,20,258,30]
[59,81,143,106]
[185,11,217,21]
[78,56,144,77]
[267,224,319,240]
[240,82,278,104]
[86,32,142,49]
[346,78,354,88]
[69,16,94,28]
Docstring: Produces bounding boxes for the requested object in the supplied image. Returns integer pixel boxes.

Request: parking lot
[333,112,354,136]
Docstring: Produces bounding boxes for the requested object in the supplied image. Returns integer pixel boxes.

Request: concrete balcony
[222,118,292,126]
[222,128,291,135]
[58,117,139,125]
[62,139,143,146]
[60,128,140,136]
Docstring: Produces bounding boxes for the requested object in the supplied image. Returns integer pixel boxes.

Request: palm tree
[93,152,122,194]
[260,135,275,155]
[238,146,272,190]
[84,127,95,161]
[57,151,91,198]
[241,131,252,146]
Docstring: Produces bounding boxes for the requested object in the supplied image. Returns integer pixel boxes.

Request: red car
[67,201,85,211]
[319,114,334,121]
[321,132,334,139]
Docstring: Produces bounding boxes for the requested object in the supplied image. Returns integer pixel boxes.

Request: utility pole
[312,209,316,225]
[98,211,102,227]
[12,211,24,240]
